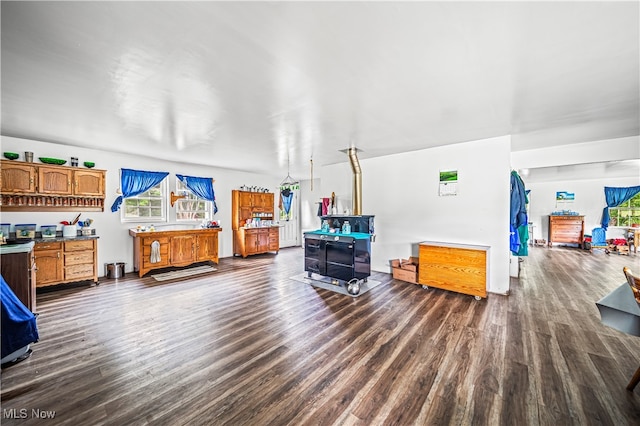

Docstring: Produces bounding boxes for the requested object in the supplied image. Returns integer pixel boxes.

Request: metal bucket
[105,262,125,279]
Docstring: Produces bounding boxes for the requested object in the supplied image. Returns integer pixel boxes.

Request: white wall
[511,135,639,170]
[1,136,279,275]
[307,135,512,295]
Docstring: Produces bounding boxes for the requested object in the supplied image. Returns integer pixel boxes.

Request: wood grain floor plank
[2,246,640,425]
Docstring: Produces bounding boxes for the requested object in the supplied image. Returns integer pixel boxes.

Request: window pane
[175,179,213,222]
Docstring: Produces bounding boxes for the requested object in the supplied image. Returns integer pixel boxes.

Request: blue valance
[111,169,169,212]
[176,174,218,214]
[601,185,640,229]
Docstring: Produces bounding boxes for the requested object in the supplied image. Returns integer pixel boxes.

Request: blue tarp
[1,274,38,359]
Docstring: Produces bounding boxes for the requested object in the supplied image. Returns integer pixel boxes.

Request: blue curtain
[176,174,218,214]
[280,188,293,220]
[110,169,169,212]
[601,185,640,229]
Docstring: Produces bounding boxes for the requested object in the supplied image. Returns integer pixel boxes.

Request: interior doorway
[279,189,300,248]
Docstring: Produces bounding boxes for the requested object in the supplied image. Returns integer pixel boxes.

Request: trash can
[105,262,125,279]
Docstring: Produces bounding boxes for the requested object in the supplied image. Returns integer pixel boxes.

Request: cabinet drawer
[142,244,169,257]
[142,257,170,268]
[65,263,94,280]
[65,251,94,265]
[143,237,169,245]
[65,239,95,251]
[35,241,62,251]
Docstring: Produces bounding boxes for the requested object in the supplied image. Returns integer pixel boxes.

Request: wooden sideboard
[548,215,584,246]
[418,241,490,299]
[129,227,222,277]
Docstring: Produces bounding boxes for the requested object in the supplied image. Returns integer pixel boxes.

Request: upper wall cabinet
[0,160,106,212]
[1,162,36,193]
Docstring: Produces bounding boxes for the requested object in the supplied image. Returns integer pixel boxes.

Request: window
[608,192,640,227]
[175,179,213,221]
[122,180,167,222]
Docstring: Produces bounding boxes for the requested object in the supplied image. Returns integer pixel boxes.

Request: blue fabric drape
[176,174,218,214]
[510,171,528,255]
[601,185,640,229]
[1,274,39,359]
[280,189,293,220]
[111,169,169,212]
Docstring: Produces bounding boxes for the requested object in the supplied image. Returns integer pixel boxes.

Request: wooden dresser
[548,215,584,246]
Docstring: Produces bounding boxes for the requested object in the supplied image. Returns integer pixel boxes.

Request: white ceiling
[1,1,638,178]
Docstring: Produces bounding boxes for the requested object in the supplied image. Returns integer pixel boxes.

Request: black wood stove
[304,215,374,282]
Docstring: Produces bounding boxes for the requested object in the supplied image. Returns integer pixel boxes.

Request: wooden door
[34,246,64,287]
[73,169,104,196]
[245,230,259,256]
[197,233,218,262]
[239,191,253,207]
[0,161,36,193]
[257,229,270,252]
[39,166,72,195]
[170,234,196,264]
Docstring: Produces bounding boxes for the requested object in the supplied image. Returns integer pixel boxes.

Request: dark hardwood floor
[2,245,640,425]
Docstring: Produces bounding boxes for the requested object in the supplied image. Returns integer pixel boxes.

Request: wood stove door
[304,237,325,276]
[326,241,355,280]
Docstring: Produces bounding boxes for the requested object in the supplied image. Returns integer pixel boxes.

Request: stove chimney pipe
[347,147,362,215]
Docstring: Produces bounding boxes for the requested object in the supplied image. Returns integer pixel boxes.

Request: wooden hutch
[231,190,279,257]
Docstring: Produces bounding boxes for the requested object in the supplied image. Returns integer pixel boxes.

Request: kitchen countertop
[0,241,35,254]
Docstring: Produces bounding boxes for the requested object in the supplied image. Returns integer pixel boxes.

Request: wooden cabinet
[1,244,37,312]
[197,233,219,261]
[129,227,222,277]
[235,227,280,257]
[418,241,489,299]
[34,241,64,286]
[39,166,72,194]
[0,160,106,212]
[170,234,197,265]
[140,236,170,271]
[0,162,36,193]
[548,215,584,246]
[73,169,104,196]
[34,238,98,287]
[232,190,279,257]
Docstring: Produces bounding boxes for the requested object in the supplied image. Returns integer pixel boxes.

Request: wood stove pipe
[347,147,362,215]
